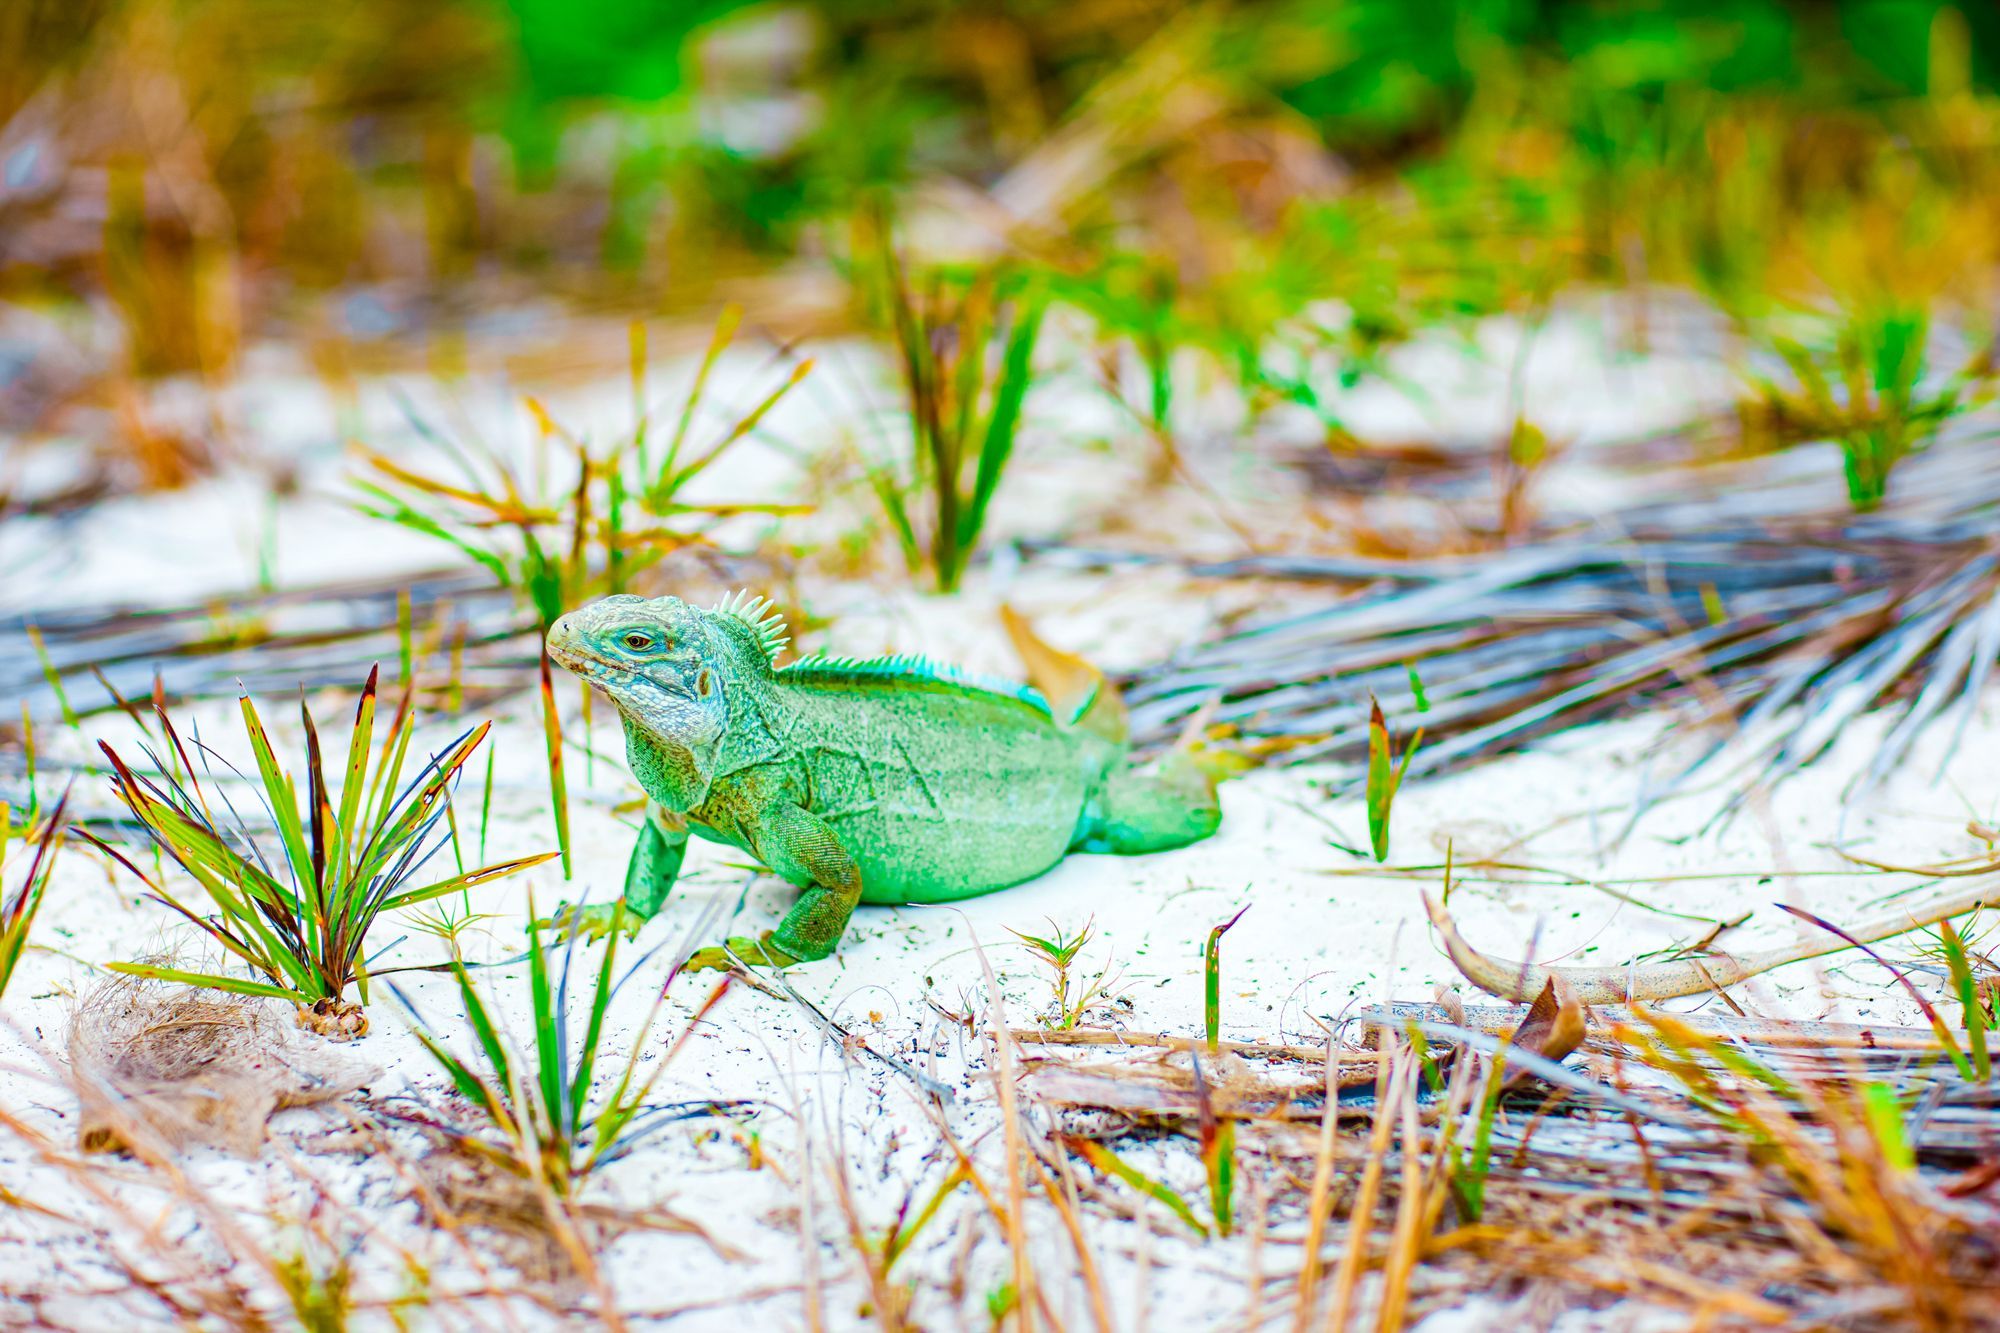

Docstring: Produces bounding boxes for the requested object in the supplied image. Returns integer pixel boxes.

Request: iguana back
[750,664,1117,903]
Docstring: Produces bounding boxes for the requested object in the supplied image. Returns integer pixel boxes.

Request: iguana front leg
[544,804,688,941]
[686,804,861,971]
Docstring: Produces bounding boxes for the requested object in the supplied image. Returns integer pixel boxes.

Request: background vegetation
[8,0,2000,439]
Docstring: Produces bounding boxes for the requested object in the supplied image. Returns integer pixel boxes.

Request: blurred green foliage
[10,0,2000,505]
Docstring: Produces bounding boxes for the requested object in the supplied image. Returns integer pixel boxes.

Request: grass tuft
[87,668,554,1037]
[871,238,1047,592]
[356,307,810,636]
[390,904,734,1201]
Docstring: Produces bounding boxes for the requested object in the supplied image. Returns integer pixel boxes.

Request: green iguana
[542,592,1227,970]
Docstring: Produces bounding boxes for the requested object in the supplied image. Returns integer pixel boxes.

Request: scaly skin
[542,592,1225,970]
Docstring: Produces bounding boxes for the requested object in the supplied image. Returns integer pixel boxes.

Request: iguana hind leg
[1074,749,1223,855]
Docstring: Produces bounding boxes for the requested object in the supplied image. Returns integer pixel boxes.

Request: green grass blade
[25,625,78,729]
[351,723,488,892]
[1862,1082,1915,1170]
[526,912,564,1142]
[1204,906,1248,1053]
[1778,904,1975,1080]
[658,305,740,488]
[1366,696,1394,862]
[1457,1047,1508,1222]
[1065,1136,1208,1237]
[1938,919,1992,1082]
[0,786,67,998]
[352,484,514,586]
[665,358,813,494]
[478,745,496,867]
[956,294,1044,554]
[334,666,380,891]
[1203,1117,1235,1237]
[239,691,316,897]
[449,958,515,1100]
[380,852,560,911]
[540,655,571,879]
[299,697,333,952]
[105,962,300,1001]
[405,1014,509,1122]
[568,904,624,1131]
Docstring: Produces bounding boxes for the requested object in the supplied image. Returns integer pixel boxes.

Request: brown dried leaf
[1500,975,1586,1091]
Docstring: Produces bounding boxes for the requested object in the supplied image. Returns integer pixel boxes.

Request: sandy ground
[0,305,1986,1328]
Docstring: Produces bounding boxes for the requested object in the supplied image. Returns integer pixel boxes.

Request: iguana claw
[540,901,641,943]
[682,933,800,973]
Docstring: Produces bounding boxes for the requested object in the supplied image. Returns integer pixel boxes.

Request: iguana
[542,592,1228,970]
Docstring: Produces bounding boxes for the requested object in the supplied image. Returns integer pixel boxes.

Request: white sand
[0,306,1986,1328]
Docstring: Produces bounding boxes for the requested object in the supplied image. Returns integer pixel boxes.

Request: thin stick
[1010,1028,1339,1064]
[1324,1050,1407,1331]
[1291,1028,1344,1331]
[1423,880,2000,1004]
[973,932,1036,1333]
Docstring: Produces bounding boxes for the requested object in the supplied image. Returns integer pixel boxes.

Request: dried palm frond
[1081,421,2000,819]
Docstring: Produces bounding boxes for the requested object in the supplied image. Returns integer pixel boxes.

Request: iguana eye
[622,632,654,651]
[695,668,715,697]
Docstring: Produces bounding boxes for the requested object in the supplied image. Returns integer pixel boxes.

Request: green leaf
[1405,661,1429,713]
[1066,1136,1209,1237]
[1204,906,1248,1053]
[527,909,564,1140]
[1365,696,1420,863]
[239,692,316,900]
[407,1021,508,1122]
[1938,919,1991,1082]
[449,957,514,1104]
[1862,1083,1915,1170]
[540,656,571,879]
[333,666,380,894]
[956,294,1045,556]
[25,625,77,729]
[380,852,561,912]
[570,904,624,1131]
[105,962,300,1001]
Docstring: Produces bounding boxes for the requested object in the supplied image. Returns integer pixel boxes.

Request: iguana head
[546,592,787,809]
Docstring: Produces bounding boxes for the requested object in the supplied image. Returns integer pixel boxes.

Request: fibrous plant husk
[67,968,376,1156]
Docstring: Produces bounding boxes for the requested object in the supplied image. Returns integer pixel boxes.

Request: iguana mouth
[545,617,624,681]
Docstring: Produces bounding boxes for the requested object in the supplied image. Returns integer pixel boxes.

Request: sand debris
[66,969,376,1156]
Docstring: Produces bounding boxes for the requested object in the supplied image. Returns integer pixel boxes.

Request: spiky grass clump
[1751,306,1991,511]
[355,308,810,638]
[390,906,731,1204]
[89,668,555,1038]
[872,244,1047,592]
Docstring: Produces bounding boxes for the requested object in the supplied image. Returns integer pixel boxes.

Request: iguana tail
[1000,604,1128,744]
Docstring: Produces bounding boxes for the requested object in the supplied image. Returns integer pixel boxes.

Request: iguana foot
[540,900,641,943]
[683,933,801,973]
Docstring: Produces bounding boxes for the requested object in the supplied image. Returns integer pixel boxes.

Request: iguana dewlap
[543,592,1225,969]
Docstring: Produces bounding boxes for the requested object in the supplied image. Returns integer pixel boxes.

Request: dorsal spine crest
[708,589,791,665]
[779,651,1052,716]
